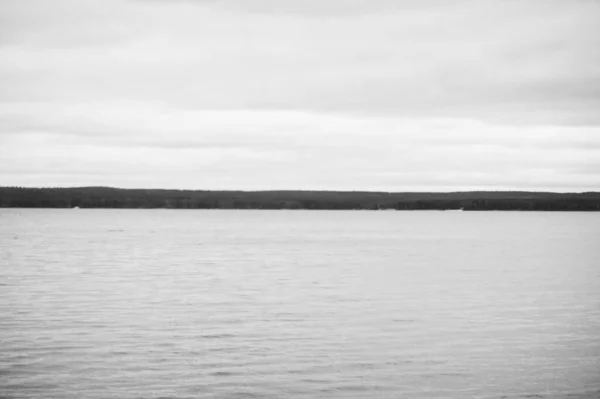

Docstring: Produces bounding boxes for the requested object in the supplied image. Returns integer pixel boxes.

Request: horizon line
[2,186,598,195]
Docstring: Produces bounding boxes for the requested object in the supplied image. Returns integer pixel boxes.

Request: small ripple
[210,370,237,377]
[199,333,237,339]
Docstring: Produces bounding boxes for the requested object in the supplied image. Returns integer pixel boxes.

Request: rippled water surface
[1,209,600,399]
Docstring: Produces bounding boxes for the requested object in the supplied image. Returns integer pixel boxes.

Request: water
[1,209,599,399]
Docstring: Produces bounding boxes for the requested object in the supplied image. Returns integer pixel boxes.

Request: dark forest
[1,187,599,211]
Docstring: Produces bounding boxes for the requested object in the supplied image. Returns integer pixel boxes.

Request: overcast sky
[1,0,599,191]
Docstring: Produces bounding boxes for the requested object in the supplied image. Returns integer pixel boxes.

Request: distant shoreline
[1,187,599,211]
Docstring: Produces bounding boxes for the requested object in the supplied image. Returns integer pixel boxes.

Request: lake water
[1,209,599,399]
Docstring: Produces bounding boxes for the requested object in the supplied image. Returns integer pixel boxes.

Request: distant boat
[458,207,464,211]
[73,206,80,210]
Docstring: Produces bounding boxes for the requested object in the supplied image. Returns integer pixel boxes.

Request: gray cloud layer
[0,0,599,190]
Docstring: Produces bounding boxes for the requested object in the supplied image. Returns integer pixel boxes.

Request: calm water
[1,209,599,399]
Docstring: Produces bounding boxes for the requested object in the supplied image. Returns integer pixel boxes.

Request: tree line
[1,187,599,211]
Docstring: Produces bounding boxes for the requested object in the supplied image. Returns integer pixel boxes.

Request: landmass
[1,187,599,211]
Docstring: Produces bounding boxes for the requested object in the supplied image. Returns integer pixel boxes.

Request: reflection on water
[1,209,600,398]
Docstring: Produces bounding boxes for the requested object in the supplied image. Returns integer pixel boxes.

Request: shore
[1,187,599,211]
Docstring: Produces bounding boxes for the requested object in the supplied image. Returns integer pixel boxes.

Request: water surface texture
[1,210,600,398]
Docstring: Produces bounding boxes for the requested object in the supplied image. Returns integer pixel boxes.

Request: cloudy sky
[1,0,599,191]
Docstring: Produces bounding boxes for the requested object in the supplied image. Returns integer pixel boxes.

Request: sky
[1,0,599,192]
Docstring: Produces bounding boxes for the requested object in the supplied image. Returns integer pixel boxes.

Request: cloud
[1,0,598,123]
[0,0,598,190]
[134,0,441,17]
[1,102,599,191]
